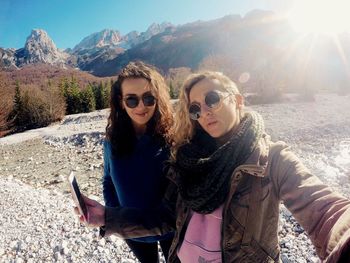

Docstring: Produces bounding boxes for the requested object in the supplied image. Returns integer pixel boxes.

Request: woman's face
[121,78,156,132]
[189,78,243,138]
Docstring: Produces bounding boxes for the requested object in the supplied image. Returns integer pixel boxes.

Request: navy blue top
[103,136,173,242]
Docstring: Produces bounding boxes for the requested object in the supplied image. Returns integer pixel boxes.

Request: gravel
[0,177,143,263]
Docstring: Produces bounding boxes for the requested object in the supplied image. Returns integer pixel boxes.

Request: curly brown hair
[106,61,174,156]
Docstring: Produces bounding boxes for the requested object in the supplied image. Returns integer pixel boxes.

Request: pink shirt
[177,205,223,263]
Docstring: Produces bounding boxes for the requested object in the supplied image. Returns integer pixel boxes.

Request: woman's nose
[201,104,213,117]
[136,99,146,109]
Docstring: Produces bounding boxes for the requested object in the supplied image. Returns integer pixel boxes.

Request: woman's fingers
[73,206,80,215]
[73,207,87,223]
[73,195,105,227]
[79,214,86,224]
[82,194,98,206]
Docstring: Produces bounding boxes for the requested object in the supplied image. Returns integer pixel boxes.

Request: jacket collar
[237,133,270,178]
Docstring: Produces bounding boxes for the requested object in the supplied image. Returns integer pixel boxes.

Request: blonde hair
[171,71,242,158]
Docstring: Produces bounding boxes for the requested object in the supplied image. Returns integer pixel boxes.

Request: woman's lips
[207,120,218,127]
[135,112,148,117]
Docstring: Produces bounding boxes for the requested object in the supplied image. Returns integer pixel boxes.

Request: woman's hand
[74,195,105,227]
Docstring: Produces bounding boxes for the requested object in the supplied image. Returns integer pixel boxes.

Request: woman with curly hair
[102,61,174,263]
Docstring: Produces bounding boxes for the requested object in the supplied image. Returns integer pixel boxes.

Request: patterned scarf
[174,111,264,214]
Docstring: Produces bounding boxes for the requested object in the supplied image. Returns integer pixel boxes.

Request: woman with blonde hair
[78,71,350,262]
[101,61,174,262]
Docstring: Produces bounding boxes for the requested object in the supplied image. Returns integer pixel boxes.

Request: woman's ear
[234,94,244,110]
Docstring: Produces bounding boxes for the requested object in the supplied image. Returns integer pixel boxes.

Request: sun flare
[288,0,350,34]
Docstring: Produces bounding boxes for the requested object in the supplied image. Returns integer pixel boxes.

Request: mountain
[1,11,350,95]
[72,29,123,51]
[136,22,174,46]
[0,29,69,69]
[16,29,69,67]
[94,10,349,94]
[0,48,17,69]
[0,23,173,75]
[100,12,285,76]
[68,23,174,75]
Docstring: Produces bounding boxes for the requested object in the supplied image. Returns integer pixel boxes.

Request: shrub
[8,83,65,132]
[0,88,12,135]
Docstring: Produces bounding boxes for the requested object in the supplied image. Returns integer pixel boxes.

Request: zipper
[220,166,245,262]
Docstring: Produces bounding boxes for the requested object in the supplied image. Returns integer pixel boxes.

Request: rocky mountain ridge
[2,10,282,76]
[71,22,173,52]
[0,22,173,75]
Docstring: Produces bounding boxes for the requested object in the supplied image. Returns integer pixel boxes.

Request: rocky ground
[0,94,350,263]
[0,112,146,263]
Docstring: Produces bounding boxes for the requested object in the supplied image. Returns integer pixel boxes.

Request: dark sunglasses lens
[125,97,139,108]
[143,95,156,107]
[189,104,201,120]
[205,91,221,108]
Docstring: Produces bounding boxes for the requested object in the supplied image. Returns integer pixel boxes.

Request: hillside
[0,64,115,135]
[0,64,114,91]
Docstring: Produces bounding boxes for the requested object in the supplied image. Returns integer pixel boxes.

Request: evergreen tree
[80,85,96,113]
[13,81,22,116]
[69,76,82,113]
[61,76,82,114]
[93,81,111,110]
[92,82,103,110]
[8,81,24,128]
[47,80,54,116]
[104,81,111,108]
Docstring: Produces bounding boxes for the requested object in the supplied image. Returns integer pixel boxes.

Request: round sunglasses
[123,92,156,108]
[189,90,231,120]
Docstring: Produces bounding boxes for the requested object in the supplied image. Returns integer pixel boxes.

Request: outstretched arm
[272,143,350,262]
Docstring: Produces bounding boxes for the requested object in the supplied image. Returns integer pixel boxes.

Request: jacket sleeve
[102,141,120,207]
[103,173,178,238]
[271,143,350,262]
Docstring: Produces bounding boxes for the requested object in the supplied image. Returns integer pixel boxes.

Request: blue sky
[0,0,294,49]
